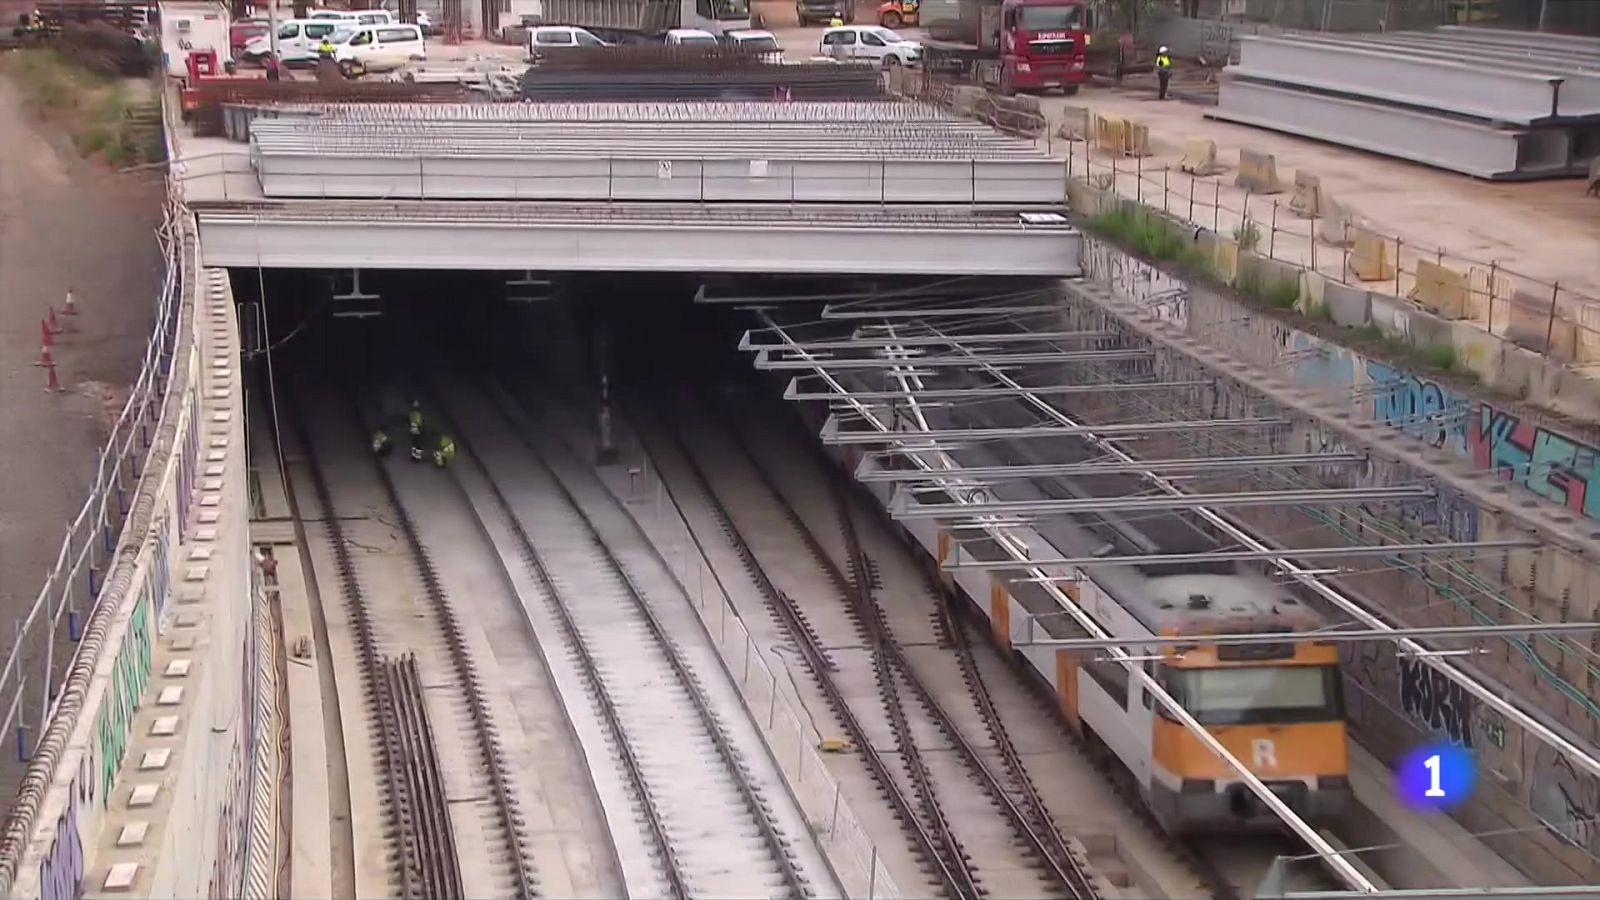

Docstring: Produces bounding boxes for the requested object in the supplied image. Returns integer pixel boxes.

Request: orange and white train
[834,431,1354,836]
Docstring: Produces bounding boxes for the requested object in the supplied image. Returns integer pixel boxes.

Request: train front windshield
[1166,665,1342,725]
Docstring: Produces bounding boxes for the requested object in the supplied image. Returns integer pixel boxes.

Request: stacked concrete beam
[245,101,1069,204]
[1208,28,1600,180]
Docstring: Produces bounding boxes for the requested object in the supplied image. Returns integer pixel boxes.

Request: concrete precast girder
[1299,32,1600,75]
[1434,25,1600,56]
[192,204,1084,276]
[1235,36,1569,125]
[251,154,1072,205]
[1208,79,1577,180]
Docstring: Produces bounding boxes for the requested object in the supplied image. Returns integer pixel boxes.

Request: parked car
[333,22,427,74]
[526,24,608,61]
[724,28,782,59]
[665,27,719,46]
[242,18,344,65]
[818,24,920,66]
[229,18,271,57]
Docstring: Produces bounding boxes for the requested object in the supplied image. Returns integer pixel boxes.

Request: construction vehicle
[874,0,916,28]
[919,0,1092,95]
[532,0,750,43]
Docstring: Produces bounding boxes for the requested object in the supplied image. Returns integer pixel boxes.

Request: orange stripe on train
[1152,719,1349,779]
[990,576,1010,643]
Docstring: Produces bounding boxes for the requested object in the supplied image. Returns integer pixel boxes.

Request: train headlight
[1179,778,1215,794]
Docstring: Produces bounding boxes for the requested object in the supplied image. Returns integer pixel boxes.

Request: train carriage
[808,358,1356,837]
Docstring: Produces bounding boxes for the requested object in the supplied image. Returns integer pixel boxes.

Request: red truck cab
[995,0,1087,93]
[921,0,1089,95]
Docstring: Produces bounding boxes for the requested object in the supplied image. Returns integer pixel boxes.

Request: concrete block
[1289,169,1321,219]
[1212,237,1241,284]
[1505,289,1573,360]
[1179,137,1220,176]
[951,85,984,117]
[1094,116,1150,157]
[1409,260,1469,320]
[1235,147,1284,194]
[1450,320,1505,383]
[1323,280,1372,328]
[1370,290,1406,334]
[1057,104,1090,141]
[1318,193,1362,247]
[1575,301,1600,364]
[1348,227,1397,283]
[1400,304,1454,349]
[1302,270,1327,314]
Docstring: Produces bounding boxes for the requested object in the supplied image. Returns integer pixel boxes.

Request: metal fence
[1064,141,1600,366]
[0,189,185,785]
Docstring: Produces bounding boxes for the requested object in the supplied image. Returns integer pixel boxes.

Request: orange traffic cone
[43,359,63,393]
[46,306,62,335]
[62,289,79,316]
[34,320,53,367]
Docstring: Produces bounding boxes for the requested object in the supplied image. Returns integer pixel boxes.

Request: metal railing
[1064,142,1600,369]
[0,189,185,778]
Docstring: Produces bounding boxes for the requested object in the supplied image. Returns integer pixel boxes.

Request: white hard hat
[1159,46,1169,52]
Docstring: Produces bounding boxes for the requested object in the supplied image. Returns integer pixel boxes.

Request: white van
[333,23,426,73]
[665,28,718,47]
[242,18,344,64]
[310,8,395,24]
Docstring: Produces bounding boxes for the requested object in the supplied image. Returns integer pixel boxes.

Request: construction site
[0,1,1599,899]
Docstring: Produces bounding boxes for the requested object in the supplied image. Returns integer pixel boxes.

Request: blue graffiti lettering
[1366,360,1468,456]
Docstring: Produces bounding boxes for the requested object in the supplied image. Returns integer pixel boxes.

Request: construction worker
[1155,46,1173,101]
[317,35,336,58]
[371,428,392,456]
[828,15,843,26]
[407,400,424,437]
[432,434,457,469]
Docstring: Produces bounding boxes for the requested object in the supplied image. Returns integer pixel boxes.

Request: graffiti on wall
[37,759,86,900]
[1473,406,1600,522]
[1365,359,1470,457]
[94,591,152,804]
[1525,739,1600,857]
[1397,481,1480,543]
[1398,655,1477,748]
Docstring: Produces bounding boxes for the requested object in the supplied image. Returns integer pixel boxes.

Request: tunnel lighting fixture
[1013,622,1600,651]
[858,452,1366,484]
[821,417,1290,446]
[821,303,1065,319]
[755,348,1152,371]
[784,378,1211,402]
[740,329,1117,351]
[941,539,1538,571]
[889,485,1433,520]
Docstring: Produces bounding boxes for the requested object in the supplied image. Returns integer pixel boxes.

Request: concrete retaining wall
[1064,264,1600,884]
[0,185,267,897]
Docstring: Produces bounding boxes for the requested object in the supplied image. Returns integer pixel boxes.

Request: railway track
[635,391,1102,900]
[430,375,823,899]
[286,381,537,900]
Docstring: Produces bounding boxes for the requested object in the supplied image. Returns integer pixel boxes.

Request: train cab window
[1164,665,1343,725]
[1085,657,1129,709]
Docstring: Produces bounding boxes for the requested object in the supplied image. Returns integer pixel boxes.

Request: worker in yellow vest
[1155,46,1173,100]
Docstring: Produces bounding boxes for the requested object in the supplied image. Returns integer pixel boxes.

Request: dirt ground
[0,72,164,809]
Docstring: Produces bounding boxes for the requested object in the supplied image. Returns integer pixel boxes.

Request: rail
[468,377,813,899]
[590,398,901,900]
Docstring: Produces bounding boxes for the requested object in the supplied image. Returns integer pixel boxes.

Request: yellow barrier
[1179,137,1219,176]
[1409,260,1468,320]
[1289,170,1321,219]
[1236,148,1284,194]
[1348,227,1396,282]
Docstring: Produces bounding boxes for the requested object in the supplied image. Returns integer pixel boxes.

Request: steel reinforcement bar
[345,392,538,900]
[473,377,812,898]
